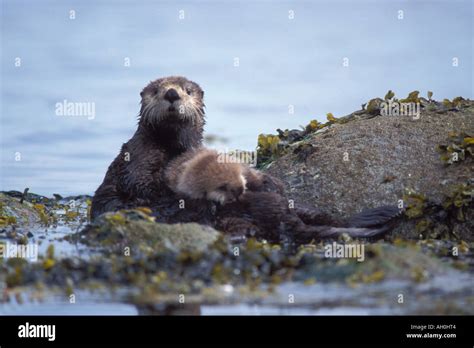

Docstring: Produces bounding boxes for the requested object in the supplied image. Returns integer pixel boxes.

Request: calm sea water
[1,0,472,196]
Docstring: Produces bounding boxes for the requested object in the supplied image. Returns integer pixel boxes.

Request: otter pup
[165,148,246,204]
[91,76,206,219]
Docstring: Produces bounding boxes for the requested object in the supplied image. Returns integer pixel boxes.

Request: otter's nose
[164,88,180,103]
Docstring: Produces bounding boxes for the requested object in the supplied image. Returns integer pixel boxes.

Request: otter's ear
[140,83,152,98]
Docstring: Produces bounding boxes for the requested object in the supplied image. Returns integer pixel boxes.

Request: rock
[75,209,221,253]
[1,190,54,206]
[0,193,42,227]
[263,99,474,240]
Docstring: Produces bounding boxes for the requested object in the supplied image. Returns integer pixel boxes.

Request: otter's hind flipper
[346,205,401,228]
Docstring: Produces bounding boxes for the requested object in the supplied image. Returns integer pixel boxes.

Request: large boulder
[262,96,473,240]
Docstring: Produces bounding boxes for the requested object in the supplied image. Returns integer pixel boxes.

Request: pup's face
[206,170,247,205]
[139,76,205,128]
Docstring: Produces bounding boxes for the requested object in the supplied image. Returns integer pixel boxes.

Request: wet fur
[91,76,205,219]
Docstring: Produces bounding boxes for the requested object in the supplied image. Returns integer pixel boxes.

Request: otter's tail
[317,205,401,239]
[345,205,401,228]
[290,205,401,243]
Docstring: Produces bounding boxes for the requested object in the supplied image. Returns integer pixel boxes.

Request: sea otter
[91,76,206,219]
[91,76,400,243]
[165,147,247,205]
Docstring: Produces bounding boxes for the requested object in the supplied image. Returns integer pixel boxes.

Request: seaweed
[257,133,281,163]
[402,183,473,239]
[384,90,395,101]
[442,183,474,222]
[437,131,473,165]
[326,112,337,123]
[442,96,468,109]
[402,190,426,219]
[365,98,384,115]
[399,90,420,103]
[0,201,17,227]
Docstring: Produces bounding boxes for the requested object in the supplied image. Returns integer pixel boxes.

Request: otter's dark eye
[186,87,192,95]
[217,184,227,191]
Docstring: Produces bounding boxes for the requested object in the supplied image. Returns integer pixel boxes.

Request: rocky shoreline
[1,92,473,314]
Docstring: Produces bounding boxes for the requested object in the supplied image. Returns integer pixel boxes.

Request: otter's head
[206,162,247,205]
[139,76,205,151]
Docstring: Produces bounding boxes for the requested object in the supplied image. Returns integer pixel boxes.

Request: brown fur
[217,191,398,244]
[91,76,205,219]
[165,148,246,204]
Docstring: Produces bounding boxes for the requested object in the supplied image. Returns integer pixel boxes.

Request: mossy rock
[0,193,42,227]
[347,243,447,283]
[75,209,221,254]
[296,242,450,284]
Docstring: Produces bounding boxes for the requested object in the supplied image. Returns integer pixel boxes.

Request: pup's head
[139,76,205,129]
[204,158,247,205]
[206,172,246,204]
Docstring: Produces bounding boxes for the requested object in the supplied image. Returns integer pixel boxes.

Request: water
[1,195,473,315]
[1,0,472,196]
